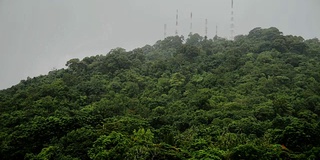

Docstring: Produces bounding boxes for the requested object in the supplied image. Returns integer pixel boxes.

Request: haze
[0,0,319,89]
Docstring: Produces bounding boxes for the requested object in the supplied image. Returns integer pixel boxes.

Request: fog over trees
[1,27,320,159]
[0,0,319,89]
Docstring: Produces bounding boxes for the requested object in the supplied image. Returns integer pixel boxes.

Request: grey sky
[0,0,319,89]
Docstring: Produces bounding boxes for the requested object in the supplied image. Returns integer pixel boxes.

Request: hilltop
[1,27,320,159]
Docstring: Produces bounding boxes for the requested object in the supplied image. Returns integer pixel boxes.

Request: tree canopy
[1,27,320,159]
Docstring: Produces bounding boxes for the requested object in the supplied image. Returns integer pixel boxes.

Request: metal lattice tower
[175,10,179,35]
[164,24,167,39]
[205,19,208,37]
[230,0,235,40]
[190,12,193,35]
[216,25,218,36]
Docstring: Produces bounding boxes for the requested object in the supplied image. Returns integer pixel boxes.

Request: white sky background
[0,0,319,89]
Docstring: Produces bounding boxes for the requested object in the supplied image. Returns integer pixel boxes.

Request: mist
[0,0,319,89]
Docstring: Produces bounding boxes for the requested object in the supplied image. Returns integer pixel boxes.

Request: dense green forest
[1,27,320,159]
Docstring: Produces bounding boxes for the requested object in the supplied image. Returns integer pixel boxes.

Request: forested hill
[1,27,320,159]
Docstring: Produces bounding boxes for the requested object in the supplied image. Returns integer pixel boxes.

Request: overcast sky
[0,0,319,89]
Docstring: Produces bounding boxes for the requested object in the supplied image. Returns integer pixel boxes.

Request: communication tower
[205,19,208,37]
[190,12,193,35]
[175,10,179,35]
[164,24,167,39]
[230,0,235,40]
[216,25,218,36]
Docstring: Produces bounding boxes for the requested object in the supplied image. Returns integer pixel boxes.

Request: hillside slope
[1,27,320,159]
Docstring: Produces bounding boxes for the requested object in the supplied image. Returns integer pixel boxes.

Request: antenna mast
[164,24,167,39]
[230,0,235,40]
[215,25,218,38]
[175,10,179,35]
[216,25,218,36]
[190,12,193,35]
[205,19,208,37]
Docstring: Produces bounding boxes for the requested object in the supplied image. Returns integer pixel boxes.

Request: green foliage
[1,27,320,159]
[229,144,263,160]
[88,132,130,160]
